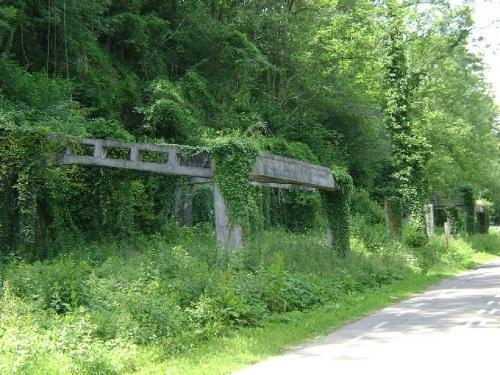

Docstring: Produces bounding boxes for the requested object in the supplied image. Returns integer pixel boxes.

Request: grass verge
[131,248,498,374]
[1,229,498,375]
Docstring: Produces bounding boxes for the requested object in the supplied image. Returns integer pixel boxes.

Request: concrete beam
[249,181,317,192]
[59,138,212,178]
[58,139,336,191]
[191,178,318,192]
[252,153,336,191]
[60,154,213,178]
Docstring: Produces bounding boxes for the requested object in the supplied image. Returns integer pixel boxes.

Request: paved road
[236,259,500,375]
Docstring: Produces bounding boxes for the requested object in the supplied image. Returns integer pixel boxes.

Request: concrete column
[326,220,333,246]
[213,184,243,249]
[129,146,140,162]
[425,203,434,237]
[444,221,451,247]
[476,204,489,234]
[174,184,193,225]
[93,141,107,159]
[168,148,178,165]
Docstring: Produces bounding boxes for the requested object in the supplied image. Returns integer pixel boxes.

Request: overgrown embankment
[1,225,498,375]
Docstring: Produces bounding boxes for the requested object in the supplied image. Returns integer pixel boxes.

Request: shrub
[1,228,498,372]
[278,274,322,312]
[403,220,428,248]
[3,257,90,313]
[39,258,91,313]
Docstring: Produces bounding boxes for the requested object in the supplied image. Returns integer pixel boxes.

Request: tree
[383,0,430,241]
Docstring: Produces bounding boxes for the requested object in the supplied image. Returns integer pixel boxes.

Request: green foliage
[384,196,403,240]
[350,189,387,249]
[403,219,428,248]
[140,79,200,144]
[4,257,90,314]
[0,0,498,258]
[0,126,184,257]
[383,1,431,243]
[461,186,475,234]
[260,138,320,164]
[0,0,498,371]
[351,189,385,225]
[322,165,353,256]
[0,227,499,374]
[443,206,462,234]
[0,128,60,256]
[209,137,259,225]
[476,206,489,234]
[3,227,497,373]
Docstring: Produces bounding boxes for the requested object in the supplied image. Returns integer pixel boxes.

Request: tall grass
[0,224,498,374]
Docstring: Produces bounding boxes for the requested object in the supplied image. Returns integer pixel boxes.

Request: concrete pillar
[129,146,140,162]
[326,220,333,246]
[476,204,489,234]
[444,221,451,247]
[213,184,243,249]
[174,185,193,225]
[93,140,107,159]
[425,203,434,237]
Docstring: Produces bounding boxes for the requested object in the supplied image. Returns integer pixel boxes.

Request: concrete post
[213,184,243,249]
[444,221,451,248]
[129,146,140,162]
[476,204,489,234]
[425,203,434,237]
[326,221,333,246]
[93,140,107,159]
[174,185,193,226]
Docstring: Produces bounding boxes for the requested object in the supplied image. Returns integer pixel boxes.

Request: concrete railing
[59,138,213,178]
[58,138,336,191]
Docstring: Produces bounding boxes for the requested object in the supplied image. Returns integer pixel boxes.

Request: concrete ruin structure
[428,191,490,235]
[56,138,337,248]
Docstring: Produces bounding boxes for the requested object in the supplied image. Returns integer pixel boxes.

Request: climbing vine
[321,165,353,257]
[476,200,490,234]
[461,186,475,235]
[208,137,259,226]
[384,196,403,240]
[383,0,430,243]
[1,128,163,258]
[0,127,65,256]
[1,129,353,256]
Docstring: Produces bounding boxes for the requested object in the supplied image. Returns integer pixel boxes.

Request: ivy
[208,137,259,226]
[384,196,403,240]
[383,1,430,244]
[444,205,461,234]
[461,186,475,235]
[321,165,353,257]
[476,201,490,234]
[0,127,65,256]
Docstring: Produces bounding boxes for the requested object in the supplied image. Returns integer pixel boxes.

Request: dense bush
[2,225,497,373]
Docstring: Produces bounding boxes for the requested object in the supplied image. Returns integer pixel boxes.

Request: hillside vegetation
[0,0,499,374]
